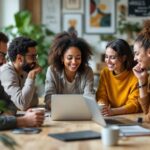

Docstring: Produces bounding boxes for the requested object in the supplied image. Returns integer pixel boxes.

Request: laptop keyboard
[105,118,126,125]
[104,118,137,126]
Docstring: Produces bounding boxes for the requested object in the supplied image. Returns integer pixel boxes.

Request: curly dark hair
[48,32,93,73]
[8,36,37,61]
[0,32,9,43]
[106,39,135,70]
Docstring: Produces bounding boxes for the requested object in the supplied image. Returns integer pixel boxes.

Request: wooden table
[1,113,150,150]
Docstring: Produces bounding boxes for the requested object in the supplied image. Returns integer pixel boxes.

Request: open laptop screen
[51,94,92,121]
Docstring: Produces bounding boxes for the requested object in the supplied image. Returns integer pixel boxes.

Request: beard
[22,60,36,73]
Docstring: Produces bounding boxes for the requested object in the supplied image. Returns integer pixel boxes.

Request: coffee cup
[101,125,120,146]
[98,103,105,111]
[31,107,46,113]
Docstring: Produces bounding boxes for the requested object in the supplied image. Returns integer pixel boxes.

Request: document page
[119,125,150,136]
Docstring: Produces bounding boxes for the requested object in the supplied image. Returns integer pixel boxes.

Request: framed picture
[128,0,150,17]
[62,0,84,13]
[63,14,82,37]
[85,0,116,34]
[42,0,61,33]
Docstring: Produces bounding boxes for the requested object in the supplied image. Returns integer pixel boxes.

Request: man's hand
[28,64,42,79]
[17,108,45,127]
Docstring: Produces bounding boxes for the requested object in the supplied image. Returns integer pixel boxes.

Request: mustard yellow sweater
[96,67,140,113]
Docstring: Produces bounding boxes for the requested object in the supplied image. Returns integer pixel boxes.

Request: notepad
[119,125,150,137]
[48,130,101,141]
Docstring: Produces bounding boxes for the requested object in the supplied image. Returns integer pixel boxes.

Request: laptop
[51,94,138,126]
[51,95,92,121]
[84,96,138,126]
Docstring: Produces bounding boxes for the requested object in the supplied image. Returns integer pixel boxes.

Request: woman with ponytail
[133,20,150,122]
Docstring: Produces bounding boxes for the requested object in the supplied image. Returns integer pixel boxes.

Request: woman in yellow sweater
[96,39,140,116]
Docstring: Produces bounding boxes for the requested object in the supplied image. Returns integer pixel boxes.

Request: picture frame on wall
[42,0,61,33]
[62,0,84,13]
[63,14,82,37]
[85,0,116,34]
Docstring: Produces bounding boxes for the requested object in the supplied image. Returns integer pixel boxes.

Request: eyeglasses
[0,51,6,57]
[25,54,38,60]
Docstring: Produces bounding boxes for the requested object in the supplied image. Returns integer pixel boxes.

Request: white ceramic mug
[101,125,120,146]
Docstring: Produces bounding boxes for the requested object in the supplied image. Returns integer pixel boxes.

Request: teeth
[108,65,113,68]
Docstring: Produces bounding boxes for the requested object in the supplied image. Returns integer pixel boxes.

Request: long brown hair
[106,39,134,70]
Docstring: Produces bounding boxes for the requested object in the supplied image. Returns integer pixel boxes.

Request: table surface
[0,113,150,150]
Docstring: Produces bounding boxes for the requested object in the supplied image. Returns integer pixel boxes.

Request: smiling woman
[132,20,150,123]
[44,31,95,110]
[96,39,140,116]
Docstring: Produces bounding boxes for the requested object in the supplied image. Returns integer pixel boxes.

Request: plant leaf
[0,134,18,150]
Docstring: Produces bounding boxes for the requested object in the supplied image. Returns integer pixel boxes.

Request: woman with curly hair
[44,32,95,109]
[133,20,150,122]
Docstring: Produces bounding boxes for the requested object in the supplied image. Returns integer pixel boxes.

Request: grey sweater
[44,65,95,108]
[0,62,38,110]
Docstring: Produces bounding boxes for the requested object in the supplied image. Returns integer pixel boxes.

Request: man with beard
[0,36,42,110]
[0,32,8,66]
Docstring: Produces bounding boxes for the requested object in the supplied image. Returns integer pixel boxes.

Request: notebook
[119,125,150,137]
[48,130,101,141]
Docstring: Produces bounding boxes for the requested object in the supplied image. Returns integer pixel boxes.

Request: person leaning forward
[0,37,42,110]
[133,20,150,122]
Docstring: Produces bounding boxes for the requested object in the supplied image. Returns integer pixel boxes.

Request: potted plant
[117,4,141,44]
[0,101,18,150]
[1,10,54,87]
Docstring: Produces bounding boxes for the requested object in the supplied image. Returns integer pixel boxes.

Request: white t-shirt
[63,78,76,94]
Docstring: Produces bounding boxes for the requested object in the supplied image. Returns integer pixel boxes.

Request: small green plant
[0,134,18,150]
[100,34,116,41]
[0,101,18,150]
[1,10,55,85]
[0,101,6,112]
[118,4,141,38]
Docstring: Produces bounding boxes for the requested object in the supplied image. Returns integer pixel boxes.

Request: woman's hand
[133,64,148,84]
[101,105,114,116]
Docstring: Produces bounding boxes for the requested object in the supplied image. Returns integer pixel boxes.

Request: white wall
[0,0,19,28]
